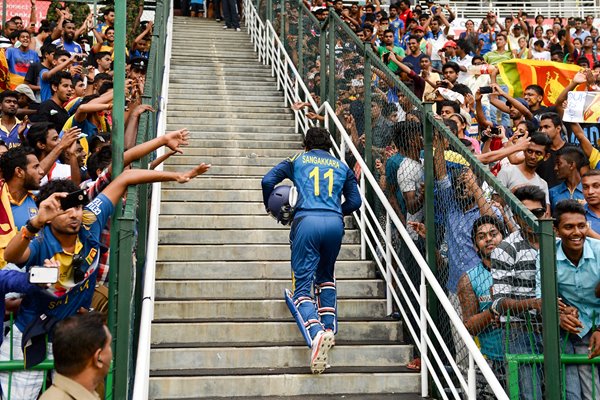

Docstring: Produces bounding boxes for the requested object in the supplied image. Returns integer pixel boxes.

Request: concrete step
[151,321,402,345]
[150,345,412,370]
[176,131,298,141]
[162,164,268,176]
[154,279,383,300]
[166,155,291,166]
[172,147,299,158]
[158,228,359,243]
[157,202,346,217]
[168,99,285,108]
[169,73,277,83]
[157,215,352,229]
[167,111,292,120]
[156,244,361,261]
[155,395,425,400]
[179,139,299,149]
[161,177,290,190]
[169,66,273,74]
[166,105,291,114]
[165,91,285,101]
[169,64,271,72]
[154,260,375,280]
[148,370,419,398]
[167,89,283,97]
[166,125,296,135]
[161,189,263,202]
[171,58,262,64]
[159,202,270,215]
[153,298,385,320]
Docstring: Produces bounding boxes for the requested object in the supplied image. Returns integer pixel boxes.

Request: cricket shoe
[310,330,335,374]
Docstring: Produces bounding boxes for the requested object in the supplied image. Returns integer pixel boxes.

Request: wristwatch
[25,219,40,234]
[490,297,504,317]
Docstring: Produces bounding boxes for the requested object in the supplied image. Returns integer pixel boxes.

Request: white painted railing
[243,0,509,398]
[130,1,174,399]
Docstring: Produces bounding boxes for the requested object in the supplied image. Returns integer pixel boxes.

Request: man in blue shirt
[0,91,26,148]
[261,127,361,374]
[51,20,82,56]
[387,4,405,47]
[538,200,600,400]
[549,146,586,212]
[0,161,211,399]
[582,170,600,234]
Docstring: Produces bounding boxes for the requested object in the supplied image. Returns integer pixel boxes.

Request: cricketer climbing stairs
[148,16,422,399]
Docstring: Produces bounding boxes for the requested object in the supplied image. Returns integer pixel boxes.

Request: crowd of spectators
[289,0,600,398]
[0,2,212,399]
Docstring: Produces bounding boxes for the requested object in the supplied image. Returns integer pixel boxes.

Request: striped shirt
[490,230,540,323]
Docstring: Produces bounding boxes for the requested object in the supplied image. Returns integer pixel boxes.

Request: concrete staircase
[148,16,421,399]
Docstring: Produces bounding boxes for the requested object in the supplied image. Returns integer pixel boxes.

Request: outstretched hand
[164,128,190,154]
[176,163,211,183]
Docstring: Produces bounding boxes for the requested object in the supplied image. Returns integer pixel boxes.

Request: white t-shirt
[456,54,473,84]
[40,162,71,186]
[530,49,551,60]
[496,164,550,204]
[397,157,424,240]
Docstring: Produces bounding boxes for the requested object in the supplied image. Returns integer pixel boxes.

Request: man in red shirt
[398,0,414,27]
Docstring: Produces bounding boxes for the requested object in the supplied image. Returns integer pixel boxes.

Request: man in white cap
[14,84,40,117]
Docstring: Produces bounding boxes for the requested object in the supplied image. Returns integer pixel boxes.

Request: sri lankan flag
[497,59,584,106]
[0,182,17,268]
[0,49,9,92]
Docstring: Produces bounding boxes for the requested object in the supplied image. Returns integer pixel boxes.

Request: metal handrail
[244,0,508,397]
[130,0,174,398]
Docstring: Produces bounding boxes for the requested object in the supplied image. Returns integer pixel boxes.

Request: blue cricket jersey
[262,149,362,219]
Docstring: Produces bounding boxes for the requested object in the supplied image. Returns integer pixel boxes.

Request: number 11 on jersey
[309,166,334,197]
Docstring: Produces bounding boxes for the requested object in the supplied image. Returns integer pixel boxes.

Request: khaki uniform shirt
[39,373,100,400]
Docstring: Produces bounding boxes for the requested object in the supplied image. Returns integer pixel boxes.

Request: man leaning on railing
[538,199,600,400]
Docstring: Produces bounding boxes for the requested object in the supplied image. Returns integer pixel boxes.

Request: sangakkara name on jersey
[302,155,340,169]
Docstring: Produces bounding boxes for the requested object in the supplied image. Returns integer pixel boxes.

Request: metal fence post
[422,103,436,277]
[363,54,372,173]
[422,103,440,396]
[319,28,327,105]
[539,217,560,400]
[297,5,303,80]
[327,12,337,140]
[106,0,128,396]
[266,0,272,22]
[279,0,285,42]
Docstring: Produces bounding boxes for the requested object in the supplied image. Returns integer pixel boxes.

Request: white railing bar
[361,229,453,400]
[420,272,429,397]
[469,354,476,399]
[131,0,174,398]
[385,214,392,315]
[361,221,467,396]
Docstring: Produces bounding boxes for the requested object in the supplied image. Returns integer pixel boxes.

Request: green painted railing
[105,0,170,398]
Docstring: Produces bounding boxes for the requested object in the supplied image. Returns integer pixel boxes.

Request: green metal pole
[279,0,284,42]
[422,103,439,397]
[319,29,327,105]
[327,12,336,140]
[267,0,272,22]
[539,217,560,400]
[422,103,437,278]
[107,0,127,396]
[363,54,372,172]
[297,6,303,80]
[2,0,6,29]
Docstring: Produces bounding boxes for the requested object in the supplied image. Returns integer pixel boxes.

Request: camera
[490,127,500,135]
[480,86,493,94]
